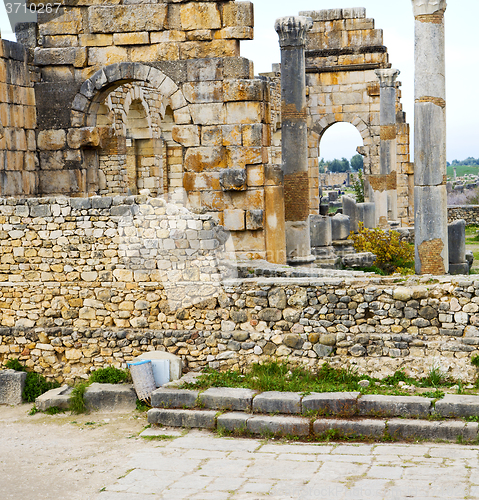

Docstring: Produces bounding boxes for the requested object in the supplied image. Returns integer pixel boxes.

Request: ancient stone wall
[0,196,478,385]
[0,39,38,197]
[448,206,479,226]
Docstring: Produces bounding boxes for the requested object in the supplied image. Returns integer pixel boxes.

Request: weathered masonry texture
[0,4,416,262]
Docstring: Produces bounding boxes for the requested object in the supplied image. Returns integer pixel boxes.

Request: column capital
[375,68,400,88]
[411,0,446,17]
[274,16,313,48]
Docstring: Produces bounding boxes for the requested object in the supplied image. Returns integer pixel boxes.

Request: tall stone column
[412,0,448,274]
[275,16,314,265]
[374,68,400,227]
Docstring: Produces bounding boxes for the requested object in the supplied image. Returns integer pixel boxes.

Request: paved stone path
[97,429,479,500]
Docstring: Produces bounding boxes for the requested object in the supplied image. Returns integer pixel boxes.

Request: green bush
[4,358,26,372]
[89,367,130,385]
[349,222,414,275]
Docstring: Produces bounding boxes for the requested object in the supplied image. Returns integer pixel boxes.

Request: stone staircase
[147,387,479,442]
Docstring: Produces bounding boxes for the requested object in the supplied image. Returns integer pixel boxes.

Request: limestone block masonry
[0,196,479,386]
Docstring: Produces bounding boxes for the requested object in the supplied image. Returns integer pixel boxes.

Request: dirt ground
[0,403,151,500]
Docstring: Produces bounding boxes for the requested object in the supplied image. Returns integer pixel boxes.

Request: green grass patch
[182,362,456,397]
[89,367,130,385]
[447,165,479,178]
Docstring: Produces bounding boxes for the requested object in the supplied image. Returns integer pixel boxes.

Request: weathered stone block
[186,58,223,82]
[199,387,256,411]
[220,168,247,191]
[34,47,87,68]
[185,146,226,172]
[225,101,262,124]
[358,395,432,418]
[246,209,264,230]
[253,391,302,414]
[35,385,72,411]
[331,213,350,240]
[223,2,254,28]
[38,9,82,36]
[0,369,26,405]
[180,3,221,30]
[137,351,182,381]
[88,5,167,33]
[147,408,216,429]
[223,209,245,231]
[83,383,137,411]
[314,418,385,438]
[67,127,100,149]
[434,394,479,418]
[247,415,310,436]
[388,419,477,442]
[217,411,251,432]
[172,125,200,147]
[37,129,66,151]
[223,79,263,101]
[182,81,223,104]
[302,392,360,417]
[151,389,198,409]
[190,103,225,125]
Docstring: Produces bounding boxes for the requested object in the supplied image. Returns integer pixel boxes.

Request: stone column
[374,68,400,227]
[275,16,315,265]
[412,0,448,274]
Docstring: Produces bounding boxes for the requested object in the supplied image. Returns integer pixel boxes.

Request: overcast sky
[1,1,477,163]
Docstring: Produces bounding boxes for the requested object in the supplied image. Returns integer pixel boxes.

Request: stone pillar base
[285,220,314,266]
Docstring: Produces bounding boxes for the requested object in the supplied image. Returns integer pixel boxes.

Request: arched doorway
[70,63,191,197]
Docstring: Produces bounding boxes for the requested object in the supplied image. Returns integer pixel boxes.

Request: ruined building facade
[0,3,413,261]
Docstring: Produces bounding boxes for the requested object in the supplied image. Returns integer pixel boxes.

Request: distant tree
[318,158,326,173]
[329,158,349,173]
[350,154,364,171]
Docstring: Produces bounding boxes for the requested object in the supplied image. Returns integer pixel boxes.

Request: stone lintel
[275,16,313,48]
[411,0,447,17]
[375,68,400,88]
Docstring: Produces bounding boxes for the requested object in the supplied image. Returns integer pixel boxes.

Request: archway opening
[319,122,364,175]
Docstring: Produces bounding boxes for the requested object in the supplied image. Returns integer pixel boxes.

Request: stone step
[147,408,478,442]
[434,394,479,418]
[151,389,438,419]
[358,395,433,418]
[35,385,72,411]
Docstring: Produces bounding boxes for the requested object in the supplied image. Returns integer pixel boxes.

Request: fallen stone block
[247,415,310,437]
[83,383,137,412]
[147,408,216,429]
[35,385,72,411]
[217,412,251,432]
[302,392,360,417]
[199,387,257,411]
[253,391,302,414]
[358,395,432,418]
[313,419,385,439]
[151,388,198,409]
[434,394,479,418]
[387,419,478,442]
[0,370,26,405]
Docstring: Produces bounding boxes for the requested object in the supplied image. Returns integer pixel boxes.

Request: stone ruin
[0,1,477,385]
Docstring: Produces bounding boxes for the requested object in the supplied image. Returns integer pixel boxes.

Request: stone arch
[70,63,191,196]
[308,115,372,214]
[71,62,191,128]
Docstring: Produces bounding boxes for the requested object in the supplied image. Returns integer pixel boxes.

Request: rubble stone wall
[0,39,38,197]
[447,206,479,226]
[0,196,478,385]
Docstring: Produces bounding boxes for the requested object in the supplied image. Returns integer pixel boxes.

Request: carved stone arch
[70,63,191,196]
[70,62,191,128]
